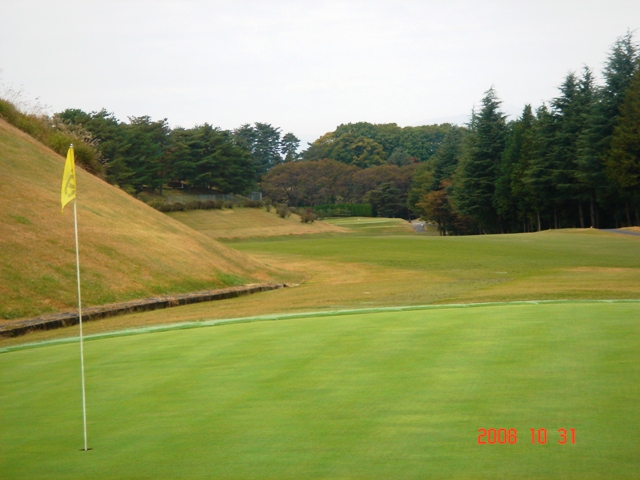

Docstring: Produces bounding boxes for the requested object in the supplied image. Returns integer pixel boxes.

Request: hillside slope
[0,119,279,319]
[168,208,347,239]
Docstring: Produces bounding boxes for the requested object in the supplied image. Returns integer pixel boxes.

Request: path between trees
[602,229,640,237]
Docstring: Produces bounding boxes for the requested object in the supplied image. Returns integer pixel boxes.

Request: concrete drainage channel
[0,283,288,338]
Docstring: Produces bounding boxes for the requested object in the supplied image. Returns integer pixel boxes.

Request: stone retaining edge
[0,283,286,338]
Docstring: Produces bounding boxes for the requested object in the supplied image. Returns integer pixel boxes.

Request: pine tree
[573,67,599,227]
[577,32,639,226]
[233,123,283,179]
[497,105,536,232]
[548,70,595,228]
[524,105,558,230]
[606,69,640,225]
[453,87,507,232]
[281,133,300,162]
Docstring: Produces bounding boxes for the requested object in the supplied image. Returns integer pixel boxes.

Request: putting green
[1,302,639,479]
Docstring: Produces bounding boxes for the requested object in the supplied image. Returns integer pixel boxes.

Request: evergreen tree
[430,128,465,186]
[606,69,640,225]
[454,87,507,232]
[495,105,535,231]
[233,123,283,179]
[254,122,283,173]
[367,182,404,218]
[116,116,171,193]
[387,147,412,166]
[548,71,593,228]
[169,124,255,193]
[573,67,600,227]
[58,108,122,173]
[300,122,453,164]
[524,105,558,230]
[281,132,300,162]
[577,32,639,226]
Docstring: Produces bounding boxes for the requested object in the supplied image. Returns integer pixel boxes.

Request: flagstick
[73,199,89,451]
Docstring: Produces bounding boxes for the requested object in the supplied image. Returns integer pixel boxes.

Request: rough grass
[0,119,280,320]
[1,302,639,479]
[167,208,347,239]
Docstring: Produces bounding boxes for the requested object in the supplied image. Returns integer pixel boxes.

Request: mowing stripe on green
[1,302,639,478]
[2,298,638,354]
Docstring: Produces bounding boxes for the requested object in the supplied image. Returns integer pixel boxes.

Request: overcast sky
[1,0,639,147]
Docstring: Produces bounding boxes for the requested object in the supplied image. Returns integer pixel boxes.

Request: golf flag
[60,143,90,450]
[61,145,76,212]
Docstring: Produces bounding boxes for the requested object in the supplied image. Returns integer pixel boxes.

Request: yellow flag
[61,145,76,212]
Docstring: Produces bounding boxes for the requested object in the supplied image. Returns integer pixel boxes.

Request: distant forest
[1,32,638,234]
[267,32,640,233]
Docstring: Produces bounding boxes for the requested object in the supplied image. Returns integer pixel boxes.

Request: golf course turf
[2,302,639,479]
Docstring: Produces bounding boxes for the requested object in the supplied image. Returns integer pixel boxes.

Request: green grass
[228,229,640,305]
[1,302,639,479]
[233,229,638,269]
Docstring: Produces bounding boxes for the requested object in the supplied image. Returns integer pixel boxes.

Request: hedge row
[312,203,372,217]
[149,199,265,213]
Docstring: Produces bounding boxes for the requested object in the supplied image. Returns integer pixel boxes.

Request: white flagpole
[73,198,89,451]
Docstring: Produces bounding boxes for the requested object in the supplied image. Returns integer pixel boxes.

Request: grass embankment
[167,208,347,239]
[0,119,281,320]
[1,302,639,478]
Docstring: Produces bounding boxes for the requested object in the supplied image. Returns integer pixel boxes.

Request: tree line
[260,120,457,216]
[412,32,640,234]
[54,110,301,196]
[262,160,417,217]
[2,32,637,233]
[302,122,455,167]
[267,32,640,233]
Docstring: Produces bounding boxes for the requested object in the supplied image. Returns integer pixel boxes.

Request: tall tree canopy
[49,31,640,230]
[607,69,640,225]
[169,124,255,193]
[453,87,507,232]
[301,122,454,166]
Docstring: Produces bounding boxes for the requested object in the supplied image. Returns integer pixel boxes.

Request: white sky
[1,0,639,147]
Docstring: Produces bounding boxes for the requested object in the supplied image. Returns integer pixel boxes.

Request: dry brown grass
[167,208,347,239]
[0,119,281,319]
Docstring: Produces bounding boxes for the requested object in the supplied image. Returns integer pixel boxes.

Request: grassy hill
[0,119,280,320]
[167,210,419,240]
[167,207,347,239]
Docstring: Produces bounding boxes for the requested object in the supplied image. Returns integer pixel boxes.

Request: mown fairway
[229,227,640,305]
[1,302,639,479]
[4,221,638,349]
